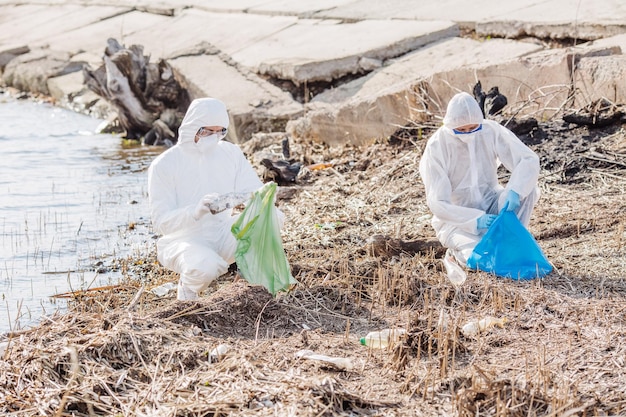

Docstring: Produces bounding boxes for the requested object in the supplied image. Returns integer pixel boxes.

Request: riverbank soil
[1,110,625,415]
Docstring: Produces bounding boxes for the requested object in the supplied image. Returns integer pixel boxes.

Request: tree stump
[83,38,190,146]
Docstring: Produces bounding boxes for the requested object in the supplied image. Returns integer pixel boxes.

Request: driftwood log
[83,38,190,146]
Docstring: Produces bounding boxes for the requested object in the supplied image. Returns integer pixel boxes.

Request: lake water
[0,94,163,334]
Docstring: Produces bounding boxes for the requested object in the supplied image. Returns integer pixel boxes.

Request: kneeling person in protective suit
[419,92,541,267]
[148,97,273,301]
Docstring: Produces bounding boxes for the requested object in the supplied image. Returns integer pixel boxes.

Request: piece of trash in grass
[360,328,407,349]
[443,249,467,286]
[209,344,231,362]
[295,349,353,371]
[461,316,508,338]
[307,162,333,171]
[314,221,344,230]
[149,282,177,297]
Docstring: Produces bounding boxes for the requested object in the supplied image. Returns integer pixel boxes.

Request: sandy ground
[1,100,625,416]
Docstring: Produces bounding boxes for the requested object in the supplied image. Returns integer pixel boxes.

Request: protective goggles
[452,124,482,135]
[197,127,228,137]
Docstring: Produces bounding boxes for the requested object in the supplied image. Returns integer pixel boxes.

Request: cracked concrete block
[47,71,87,104]
[35,10,168,55]
[574,55,626,107]
[124,8,298,61]
[0,4,131,47]
[233,19,459,84]
[170,54,303,143]
[287,37,543,145]
[2,49,84,95]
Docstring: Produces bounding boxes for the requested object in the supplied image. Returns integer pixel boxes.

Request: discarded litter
[295,349,353,371]
[149,282,177,297]
[461,316,508,338]
[307,162,333,171]
[209,344,231,362]
[314,221,344,230]
[443,249,467,286]
[360,328,407,349]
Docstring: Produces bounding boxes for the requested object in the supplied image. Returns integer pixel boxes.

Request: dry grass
[1,115,625,416]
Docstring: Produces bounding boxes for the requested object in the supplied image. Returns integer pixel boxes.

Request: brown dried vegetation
[1,105,626,416]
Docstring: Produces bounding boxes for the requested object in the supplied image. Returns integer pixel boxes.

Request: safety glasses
[453,124,482,135]
[197,127,228,137]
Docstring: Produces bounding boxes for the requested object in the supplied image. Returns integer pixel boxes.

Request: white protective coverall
[148,98,263,294]
[419,92,540,264]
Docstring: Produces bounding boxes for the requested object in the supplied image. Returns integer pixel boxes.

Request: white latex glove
[193,193,219,220]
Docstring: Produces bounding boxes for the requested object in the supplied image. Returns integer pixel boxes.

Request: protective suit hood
[177,98,230,145]
[443,92,484,130]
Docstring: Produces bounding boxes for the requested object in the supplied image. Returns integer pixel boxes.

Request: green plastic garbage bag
[231,182,297,295]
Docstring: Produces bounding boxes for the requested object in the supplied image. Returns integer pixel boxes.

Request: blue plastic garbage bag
[231,181,297,295]
[467,210,552,279]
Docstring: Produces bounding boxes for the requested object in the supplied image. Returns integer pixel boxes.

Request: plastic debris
[295,349,353,371]
[443,249,467,286]
[149,282,178,297]
[360,328,407,349]
[209,344,231,362]
[461,316,508,338]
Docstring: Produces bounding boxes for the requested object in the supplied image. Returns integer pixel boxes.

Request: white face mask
[195,133,220,152]
[452,124,482,143]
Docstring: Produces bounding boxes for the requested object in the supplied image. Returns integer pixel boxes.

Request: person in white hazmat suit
[419,92,541,267]
[148,98,265,301]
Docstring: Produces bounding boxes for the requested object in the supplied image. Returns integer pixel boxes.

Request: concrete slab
[30,10,168,55]
[47,70,85,104]
[231,18,459,84]
[2,48,83,94]
[574,55,626,107]
[0,4,130,45]
[168,0,352,15]
[486,0,626,25]
[314,0,540,22]
[246,0,357,16]
[124,8,298,61]
[317,0,626,40]
[582,33,626,53]
[170,54,303,142]
[286,37,544,145]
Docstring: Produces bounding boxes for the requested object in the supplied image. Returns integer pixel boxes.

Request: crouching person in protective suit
[148,97,276,301]
[419,92,541,266]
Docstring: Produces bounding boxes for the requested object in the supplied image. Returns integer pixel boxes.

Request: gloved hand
[208,192,251,214]
[193,193,219,220]
[504,190,520,212]
[477,214,497,230]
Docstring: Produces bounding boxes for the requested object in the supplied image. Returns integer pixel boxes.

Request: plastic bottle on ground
[461,316,508,337]
[360,328,407,349]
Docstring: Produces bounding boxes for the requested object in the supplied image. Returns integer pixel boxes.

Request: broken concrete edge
[477,21,626,41]
[258,24,461,84]
[285,41,626,146]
